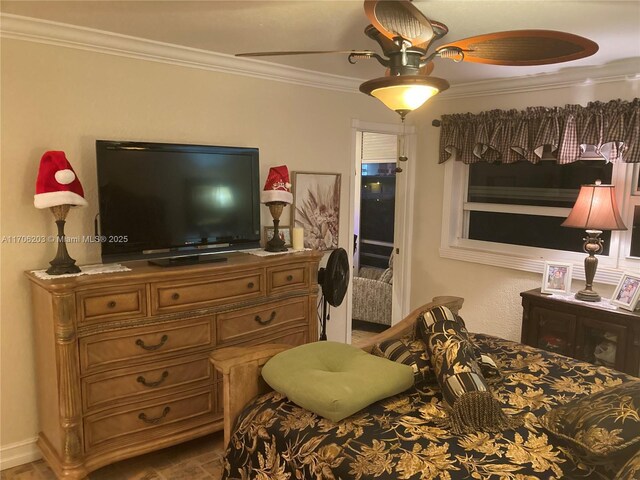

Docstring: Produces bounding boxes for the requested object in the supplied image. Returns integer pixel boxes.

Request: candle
[292,227,304,250]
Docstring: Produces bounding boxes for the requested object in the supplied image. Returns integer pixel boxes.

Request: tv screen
[96,140,261,263]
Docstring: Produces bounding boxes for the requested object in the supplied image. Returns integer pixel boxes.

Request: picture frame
[264,226,291,248]
[292,171,341,251]
[541,261,573,294]
[611,272,640,311]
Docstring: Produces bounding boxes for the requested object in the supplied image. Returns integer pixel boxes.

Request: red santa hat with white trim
[261,165,293,204]
[34,151,88,209]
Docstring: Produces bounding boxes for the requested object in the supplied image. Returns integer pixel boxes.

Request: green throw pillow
[262,341,414,422]
[540,380,640,461]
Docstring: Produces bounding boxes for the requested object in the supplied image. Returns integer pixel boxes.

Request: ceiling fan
[237,0,598,119]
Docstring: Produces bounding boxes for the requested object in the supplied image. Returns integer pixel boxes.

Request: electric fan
[317,248,350,341]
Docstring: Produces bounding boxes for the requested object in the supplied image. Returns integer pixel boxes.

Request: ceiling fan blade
[438,30,598,66]
[364,0,434,46]
[236,50,377,58]
[385,62,434,76]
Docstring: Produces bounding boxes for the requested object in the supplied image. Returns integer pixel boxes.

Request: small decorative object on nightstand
[33,151,88,275]
[561,181,626,302]
[261,165,293,252]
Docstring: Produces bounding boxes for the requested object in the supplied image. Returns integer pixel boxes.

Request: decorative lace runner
[548,292,619,311]
[246,248,311,257]
[31,263,131,280]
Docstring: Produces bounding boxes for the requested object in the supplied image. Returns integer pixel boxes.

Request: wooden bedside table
[521,288,640,377]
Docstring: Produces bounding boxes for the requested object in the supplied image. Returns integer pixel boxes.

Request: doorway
[348,121,416,346]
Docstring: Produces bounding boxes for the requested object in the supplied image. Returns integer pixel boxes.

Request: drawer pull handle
[286,275,293,281]
[135,335,168,351]
[247,282,255,289]
[137,370,169,388]
[255,311,276,325]
[171,293,180,301]
[107,301,117,309]
[138,406,170,425]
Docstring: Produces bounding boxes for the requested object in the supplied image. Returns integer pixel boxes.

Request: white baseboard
[0,437,41,471]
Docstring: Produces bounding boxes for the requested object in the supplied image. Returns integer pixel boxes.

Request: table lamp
[561,181,626,301]
[261,165,293,252]
[34,151,88,274]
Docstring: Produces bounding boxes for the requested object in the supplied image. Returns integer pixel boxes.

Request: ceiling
[2,0,639,86]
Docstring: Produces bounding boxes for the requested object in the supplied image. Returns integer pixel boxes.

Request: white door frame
[345,119,417,344]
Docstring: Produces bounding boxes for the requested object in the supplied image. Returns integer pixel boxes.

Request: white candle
[292,227,304,250]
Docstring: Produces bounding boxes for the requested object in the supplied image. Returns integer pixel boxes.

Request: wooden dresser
[521,288,640,376]
[26,250,322,479]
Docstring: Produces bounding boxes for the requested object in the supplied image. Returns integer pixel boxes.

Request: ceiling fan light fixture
[360,75,449,118]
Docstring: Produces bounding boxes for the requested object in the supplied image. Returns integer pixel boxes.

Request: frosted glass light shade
[359,75,449,119]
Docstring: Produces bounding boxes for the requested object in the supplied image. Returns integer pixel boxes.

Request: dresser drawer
[151,271,264,314]
[267,263,309,295]
[82,355,213,411]
[83,388,214,450]
[77,285,147,324]
[217,297,307,345]
[79,318,214,373]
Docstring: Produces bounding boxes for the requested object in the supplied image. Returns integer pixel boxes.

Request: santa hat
[34,151,88,209]
[261,165,293,204]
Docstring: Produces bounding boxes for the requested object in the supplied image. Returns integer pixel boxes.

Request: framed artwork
[611,272,640,311]
[292,172,341,251]
[264,226,292,247]
[541,261,573,294]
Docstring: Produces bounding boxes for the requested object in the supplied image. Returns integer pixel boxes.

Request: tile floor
[0,431,225,480]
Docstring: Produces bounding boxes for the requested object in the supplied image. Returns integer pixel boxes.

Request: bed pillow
[421,319,522,434]
[416,307,502,382]
[371,337,434,384]
[540,380,640,462]
[261,341,414,423]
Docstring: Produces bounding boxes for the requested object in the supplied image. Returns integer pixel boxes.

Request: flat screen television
[96,140,261,265]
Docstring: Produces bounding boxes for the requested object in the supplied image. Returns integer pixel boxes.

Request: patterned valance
[439,98,640,164]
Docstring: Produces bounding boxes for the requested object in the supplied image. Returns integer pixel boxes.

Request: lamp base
[265,201,288,253]
[46,205,81,275]
[575,289,601,302]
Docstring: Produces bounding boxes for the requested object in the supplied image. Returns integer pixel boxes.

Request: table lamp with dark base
[265,202,288,252]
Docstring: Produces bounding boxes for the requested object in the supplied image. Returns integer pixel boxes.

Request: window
[441,159,639,284]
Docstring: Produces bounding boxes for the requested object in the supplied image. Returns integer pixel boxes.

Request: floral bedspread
[223,334,635,480]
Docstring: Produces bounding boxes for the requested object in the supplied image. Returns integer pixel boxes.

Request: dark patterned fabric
[616,448,640,480]
[416,307,483,365]
[439,98,640,164]
[371,337,434,384]
[540,380,640,460]
[223,334,636,480]
[422,320,519,434]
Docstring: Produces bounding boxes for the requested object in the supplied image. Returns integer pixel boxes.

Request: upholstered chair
[352,253,393,326]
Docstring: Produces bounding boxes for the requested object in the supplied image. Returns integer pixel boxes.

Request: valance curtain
[439,98,640,164]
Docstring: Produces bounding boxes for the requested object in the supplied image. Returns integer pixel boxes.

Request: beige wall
[410,80,640,340]
[0,39,397,453]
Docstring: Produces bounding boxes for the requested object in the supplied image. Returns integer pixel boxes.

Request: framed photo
[264,226,291,247]
[541,262,573,294]
[611,272,640,311]
[292,172,341,251]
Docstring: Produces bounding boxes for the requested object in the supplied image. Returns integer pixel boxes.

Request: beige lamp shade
[561,182,627,231]
[359,75,449,118]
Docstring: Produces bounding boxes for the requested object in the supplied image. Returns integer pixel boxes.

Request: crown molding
[0,13,362,93]
[437,59,640,100]
[2,13,638,98]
